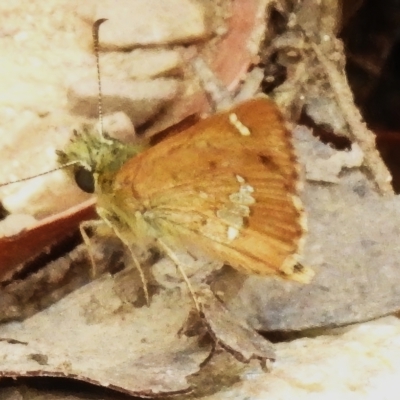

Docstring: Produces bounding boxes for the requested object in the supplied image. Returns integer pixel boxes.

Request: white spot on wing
[214,176,256,242]
[236,175,245,183]
[227,226,239,241]
[229,113,251,136]
[199,191,208,199]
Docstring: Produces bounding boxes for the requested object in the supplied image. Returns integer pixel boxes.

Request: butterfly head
[56,127,146,194]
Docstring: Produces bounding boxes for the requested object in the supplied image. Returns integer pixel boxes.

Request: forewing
[113,98,309,280]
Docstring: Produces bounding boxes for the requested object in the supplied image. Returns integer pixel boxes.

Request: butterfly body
[59,97,312,284]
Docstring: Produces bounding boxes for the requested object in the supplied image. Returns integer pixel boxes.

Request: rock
[100,111,136,143]
[67,77,180,126]
[0,214,37,237]
[193,316,400,399]
[85,0,211,49]
[100,49,183,80]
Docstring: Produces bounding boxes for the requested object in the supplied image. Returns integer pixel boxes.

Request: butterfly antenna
[0,161,79,188]
[92,18,108,138]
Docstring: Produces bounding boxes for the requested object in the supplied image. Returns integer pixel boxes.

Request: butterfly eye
[74,167,95,194]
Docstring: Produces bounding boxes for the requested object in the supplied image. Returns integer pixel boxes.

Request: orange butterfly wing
[106,98,311,282]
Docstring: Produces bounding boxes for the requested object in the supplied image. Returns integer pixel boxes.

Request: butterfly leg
[79,219,107,278]
[121,242,150,306]
[156,238,200,312]
[96,207,150,306]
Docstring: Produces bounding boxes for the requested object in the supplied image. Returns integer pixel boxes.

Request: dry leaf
[198,287,275,365]
[0,265,212,397]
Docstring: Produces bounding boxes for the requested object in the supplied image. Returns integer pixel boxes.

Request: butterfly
[57,96,313,306]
